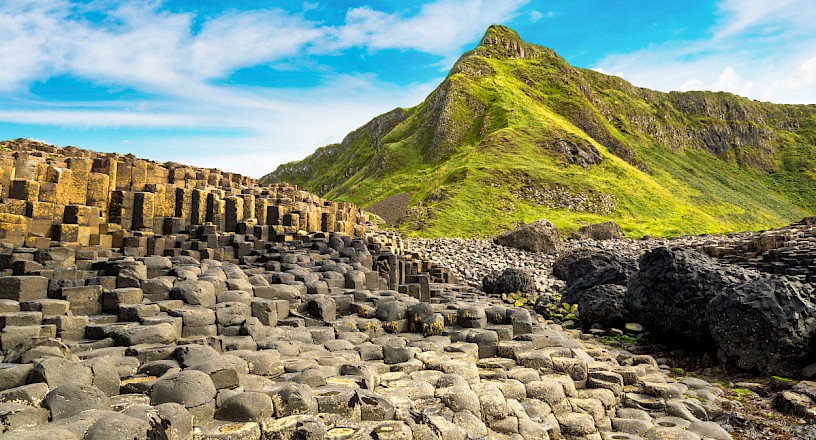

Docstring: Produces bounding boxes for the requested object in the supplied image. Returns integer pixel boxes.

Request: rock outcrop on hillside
[265,25,816,238]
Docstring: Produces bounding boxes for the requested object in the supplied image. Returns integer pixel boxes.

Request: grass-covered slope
[265,25,816,238]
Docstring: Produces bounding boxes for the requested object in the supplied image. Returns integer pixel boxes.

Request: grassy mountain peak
[264,26,816,238]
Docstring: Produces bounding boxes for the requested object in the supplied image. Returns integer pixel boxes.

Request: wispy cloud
[0,0,528,176]
[713,0,804,38]
[594,0,816,104]
[323,0,527,54]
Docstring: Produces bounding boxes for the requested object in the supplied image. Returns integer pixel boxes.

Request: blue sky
[1,0,815,177]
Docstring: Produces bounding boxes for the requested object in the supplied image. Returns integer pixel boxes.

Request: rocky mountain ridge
[266,25,816,238]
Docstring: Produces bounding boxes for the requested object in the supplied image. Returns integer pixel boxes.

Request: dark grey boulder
[407,303,435,328]
[466,330,499,359]
[174,344,220,368]
[83,413,152,440]
[457,305,487,329]
[482,268,536,296]
[0,363,33,391]
[566,284,629,327]
[260,413,325,439]
[29,357,93,389]
[553,248,637,291]
[267,383,318,417]
[2,427,79,440]
[123,402,193,440]
[314,386,359,419]
[150,370,216,408]
[306,295,336,321]
[169,280,216,307]
[356,389,395,421]
[625,247,758,345]
[116,322,177,346]
[573,221,624,240]
[214,302,251,326]
[138,359,180,377]
[707,276,816,376]
[494,219,562,253]
[329,234,350,251]
[81,358,121,397]
[168,306,215,328]
[376,300,408,322]
[215,391,273,422]
[190,359,240,390]
[44,383,111,420]
[0,401,49,432]
[253,284,301,302]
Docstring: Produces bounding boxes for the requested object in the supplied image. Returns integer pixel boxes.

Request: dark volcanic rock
[574,221,624,240]
[569,284,629,326]
[707,276,816,376]
[553,249,637,326]
[493,219,562,253]
[44,383,111,420]
[482,268,537,295]
[552,248,636,286]
[625,247,759,345]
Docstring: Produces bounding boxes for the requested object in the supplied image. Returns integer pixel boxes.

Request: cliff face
[265,25,816,238]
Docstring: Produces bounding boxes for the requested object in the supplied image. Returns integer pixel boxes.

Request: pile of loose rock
[0,231,740,440]
[408,237,558,292]
[408,236,656,293]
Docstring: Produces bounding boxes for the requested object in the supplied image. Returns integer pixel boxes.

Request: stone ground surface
[3,138,812,438]
[0,224,813,438]
[409,235,816,440]
[0,230,748,440]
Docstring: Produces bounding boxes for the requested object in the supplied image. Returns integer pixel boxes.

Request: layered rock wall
[0,139,364,258]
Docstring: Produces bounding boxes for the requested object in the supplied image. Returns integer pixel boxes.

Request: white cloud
[0,0,527,177]
[190,10,322,79]
[0,109,212,128]
[1,72,440,177]
[0,0,527,91]
[529,10,543,23]
[594,0,816,104]
[321,0,528,56]
[714,0,803,38]
[0,2,66,91]
[592,67,625,79]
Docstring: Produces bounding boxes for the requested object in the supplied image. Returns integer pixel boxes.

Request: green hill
[264,25,816,238]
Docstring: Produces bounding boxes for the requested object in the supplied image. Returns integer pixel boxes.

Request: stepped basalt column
[694,218,816,283]
[0,139,366,255]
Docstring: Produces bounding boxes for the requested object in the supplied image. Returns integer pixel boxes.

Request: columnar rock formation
[694,217,816,282]
[0,139,364,256]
